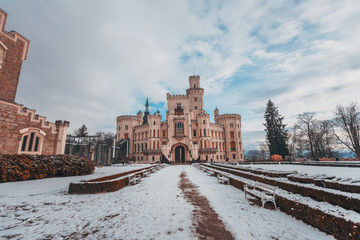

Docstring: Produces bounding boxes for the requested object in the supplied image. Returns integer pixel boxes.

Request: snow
[0,165,150,198]
[243,163,360,179]
[0,165,336,239]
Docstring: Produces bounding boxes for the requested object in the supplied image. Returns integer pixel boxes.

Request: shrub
[0,154,94,183]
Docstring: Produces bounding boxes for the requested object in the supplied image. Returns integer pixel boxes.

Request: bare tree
[245,150,262,161]
[260,142,270,159]
[296,112,338,159]
[333,102,360,159]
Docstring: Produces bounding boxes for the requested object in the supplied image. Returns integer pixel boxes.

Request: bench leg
[273,200,278,210]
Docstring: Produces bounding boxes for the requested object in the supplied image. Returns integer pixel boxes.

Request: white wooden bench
[244,182,277,209]
[206,169,215,176]
[142,170,150,177]
[128,174,142,185]
[217,173,230,184]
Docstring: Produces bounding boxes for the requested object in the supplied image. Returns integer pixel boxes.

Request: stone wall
[0,100,69,155]
[0,9,30,103]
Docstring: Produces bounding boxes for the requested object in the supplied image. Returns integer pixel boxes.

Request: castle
[0,9,69,155]
[116,75,244,163]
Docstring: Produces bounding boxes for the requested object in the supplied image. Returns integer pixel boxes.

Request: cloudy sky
[2,0,360,151]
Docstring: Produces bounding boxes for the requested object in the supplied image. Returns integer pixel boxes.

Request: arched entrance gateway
[175,145,185,163]
[171,143,188,163]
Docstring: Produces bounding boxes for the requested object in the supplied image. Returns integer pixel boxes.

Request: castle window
[194,97,197,101]
[238,131,240,137]
[233,154,236,160]
[125,125,128,130]
[230,123,234,128]
[203,129,206,136]
[203,120,206,124]
[194,84,196,88]
[175,122,184,135]
[163,130,166,137]
[231,141,236,151]
[124,133,129,139]
[194,106,198,110]
[230,131,234,138]
[154,121,156,125]
[193,130,196,137]
[18,128,45,155]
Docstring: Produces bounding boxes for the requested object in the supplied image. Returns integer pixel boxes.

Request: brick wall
[0,9,30,103]
[0,100,69,155]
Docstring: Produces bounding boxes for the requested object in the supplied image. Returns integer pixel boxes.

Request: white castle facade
[116,75,244,163]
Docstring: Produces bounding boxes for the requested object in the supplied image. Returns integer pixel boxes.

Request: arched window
[134,144,136,152]
[153,141,155,149]
[18,128,45,154]
[231,141,236,151]
[203,129,206,136]
[175,122,184,135]
[153,129,156,137]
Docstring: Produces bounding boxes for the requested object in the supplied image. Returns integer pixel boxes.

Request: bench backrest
[255,182,276,193]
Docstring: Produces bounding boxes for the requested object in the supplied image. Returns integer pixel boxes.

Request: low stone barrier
[226,173,360,239]
[314,179,360,194]
[68,165,158,194]
[207,164,360,213]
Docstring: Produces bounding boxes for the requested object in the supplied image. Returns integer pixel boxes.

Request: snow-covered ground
[243,163,360,179]
[0,165,334,239]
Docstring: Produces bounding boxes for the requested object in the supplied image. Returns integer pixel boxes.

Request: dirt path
[179,171,234,240]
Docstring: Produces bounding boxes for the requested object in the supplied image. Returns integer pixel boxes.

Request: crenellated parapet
[0,9,30,61]
[167,93,190,100]
[116,115,142,123]
[216,113,241,121]
[1,100,61,134]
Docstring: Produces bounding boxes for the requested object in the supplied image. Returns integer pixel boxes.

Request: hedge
[0,154,94,182]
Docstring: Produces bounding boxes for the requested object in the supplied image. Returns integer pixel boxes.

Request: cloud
[2,0,360,150]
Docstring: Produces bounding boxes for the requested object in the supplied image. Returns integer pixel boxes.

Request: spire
[145,98,150,114]
[143,98,150,125]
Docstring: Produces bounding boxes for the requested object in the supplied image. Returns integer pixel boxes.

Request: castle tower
[186,75,204,116]
[214,107,219,119]
[0,9,30,103]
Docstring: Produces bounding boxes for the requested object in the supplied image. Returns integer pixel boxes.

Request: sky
[2,0,360,151]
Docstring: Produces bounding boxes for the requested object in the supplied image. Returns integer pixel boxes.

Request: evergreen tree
[74,124,89,137]
[263,100,289,158]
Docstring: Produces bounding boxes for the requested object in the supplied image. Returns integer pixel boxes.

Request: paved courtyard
[0,165,333,239]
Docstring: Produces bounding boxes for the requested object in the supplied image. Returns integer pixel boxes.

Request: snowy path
[0,165,334,239]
